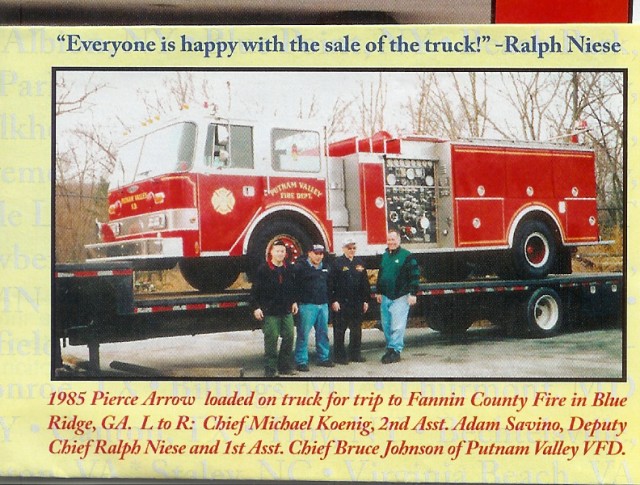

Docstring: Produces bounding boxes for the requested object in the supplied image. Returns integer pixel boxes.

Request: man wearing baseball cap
[331,237,371,364]
[294,243,334,371]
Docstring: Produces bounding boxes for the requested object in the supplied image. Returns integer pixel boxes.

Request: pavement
[60,324,623,380]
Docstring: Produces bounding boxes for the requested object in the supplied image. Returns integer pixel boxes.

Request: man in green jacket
[375,229,420,364]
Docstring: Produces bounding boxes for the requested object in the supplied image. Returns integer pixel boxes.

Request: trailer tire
[246,220,313,280]
[179,258,240,292]
[426,298,474,335]
[525,287,564,337]
[429,318,473,335]
[512,220,557,279]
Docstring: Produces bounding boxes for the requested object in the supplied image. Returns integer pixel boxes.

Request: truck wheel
[426,299,473,334]
[512,220,557,279]
[525,287,564,337]
[246,220,313,279]
[179,259,240,292]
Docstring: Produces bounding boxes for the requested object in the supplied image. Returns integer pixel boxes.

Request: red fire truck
[86,108,602,292]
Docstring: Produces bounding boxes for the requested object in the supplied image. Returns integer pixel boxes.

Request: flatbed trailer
[53,262,623,374]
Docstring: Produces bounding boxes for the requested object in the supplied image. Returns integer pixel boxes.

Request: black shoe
[382,350,401,364]
[278,368,298,376]
[296,364,310,372]
[351,355,366,363]
[335,356,349,365]
[317,360,335,368]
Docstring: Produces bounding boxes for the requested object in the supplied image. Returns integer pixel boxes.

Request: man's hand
[408,295,417,306]
[292,302,299,315]
[253,308,264,321]
[331,302,341,312]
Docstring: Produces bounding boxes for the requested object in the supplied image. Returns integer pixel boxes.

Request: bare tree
[137,72,218,118]
[495,72,566,141]
[324,97,353,140]
[55,73,112,262]
[404,72,490,139]
[404,73,434,135]
[55,130,113,262]
[579,72,624,227]
[357,73,387,137]
[56,73,106,117]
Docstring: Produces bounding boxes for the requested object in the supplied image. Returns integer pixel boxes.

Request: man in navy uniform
[331,237,371,364]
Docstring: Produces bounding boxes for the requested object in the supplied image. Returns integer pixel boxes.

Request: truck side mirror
[216,125,229,147]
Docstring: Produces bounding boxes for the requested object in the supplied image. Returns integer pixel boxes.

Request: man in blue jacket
[375,229,420,364]
[294,244,334,371]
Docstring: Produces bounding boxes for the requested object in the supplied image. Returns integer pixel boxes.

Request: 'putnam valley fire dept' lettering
[269,181,298,195]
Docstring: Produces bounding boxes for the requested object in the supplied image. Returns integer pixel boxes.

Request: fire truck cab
[87,108,602,291]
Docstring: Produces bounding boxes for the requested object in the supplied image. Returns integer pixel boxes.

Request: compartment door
[455,199,506,247]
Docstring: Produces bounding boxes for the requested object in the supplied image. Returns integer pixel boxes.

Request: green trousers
[263,313,295,373]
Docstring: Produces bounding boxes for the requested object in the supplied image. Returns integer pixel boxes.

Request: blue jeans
[380,295,411,353]
[295,303,330,365]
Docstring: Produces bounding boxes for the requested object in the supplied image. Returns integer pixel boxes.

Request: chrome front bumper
[86,237,184,261]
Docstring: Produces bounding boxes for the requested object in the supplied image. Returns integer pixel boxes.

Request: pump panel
[384,158,438,243]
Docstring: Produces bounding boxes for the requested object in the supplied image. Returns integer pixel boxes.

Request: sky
[55,69,622,182]
[56,70,412,137]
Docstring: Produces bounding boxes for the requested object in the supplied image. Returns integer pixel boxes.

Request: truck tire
[426,298,474,335]
[179,258,240,292]
[512,220,557,279]
[246,220,313,280]
[525,287,564,337]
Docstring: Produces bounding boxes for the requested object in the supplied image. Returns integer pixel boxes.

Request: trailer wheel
[247,220,313,279]
[426,298,474,335]
[429,318,473,335]
[179,258,240,292]
[512,220,557,279]
[525,287,564,337]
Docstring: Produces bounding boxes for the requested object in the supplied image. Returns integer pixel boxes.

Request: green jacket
[376,247,420,299]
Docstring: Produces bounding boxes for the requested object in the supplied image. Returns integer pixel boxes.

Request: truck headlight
[148,213,167,230]
[109,222,121,236]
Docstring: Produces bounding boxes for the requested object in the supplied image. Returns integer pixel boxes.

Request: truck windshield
[110,122,197,188]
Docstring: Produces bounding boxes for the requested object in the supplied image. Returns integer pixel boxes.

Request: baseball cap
[272,239,286,247]
[310,244,325,253]
[342,237,357,247]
